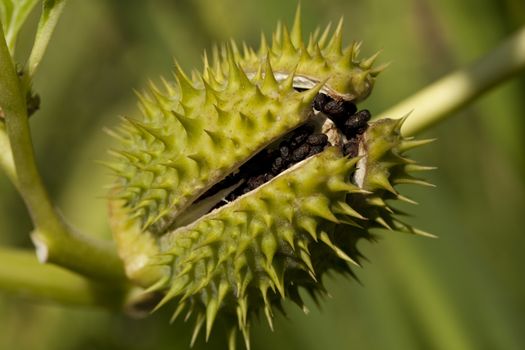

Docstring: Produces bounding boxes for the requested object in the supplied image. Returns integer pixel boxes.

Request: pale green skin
[107,10,431,349]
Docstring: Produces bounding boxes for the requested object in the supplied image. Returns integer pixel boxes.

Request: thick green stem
[1,20,55,241]
[375,26,525,136]
[0,23,125,282]
[0,247,126,307]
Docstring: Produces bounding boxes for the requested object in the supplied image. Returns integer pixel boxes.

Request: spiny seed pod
[106,7,434,350]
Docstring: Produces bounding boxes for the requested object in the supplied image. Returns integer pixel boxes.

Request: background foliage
[1,0,524,349]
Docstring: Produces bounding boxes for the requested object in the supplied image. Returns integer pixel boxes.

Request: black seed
[324,100,346,118]
[264,174,274,182]
[342,109,371,138]
[290,124,314,148]
[324,99,356,117]
[346,109,371,129]
[357,126,368,135]
[342,139,360,157]
[247,175,265,189]
[306,133,328,146]
[323,99,358,130]
[271,157,285,174]
[291,144,311,162]
[313,93,331,111]
[279,145,290,158]
[323,101,353,129]
[342,100,358,116]
[308,145,325,157]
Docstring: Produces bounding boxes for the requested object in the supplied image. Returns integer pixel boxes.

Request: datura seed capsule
[107,6,434,349]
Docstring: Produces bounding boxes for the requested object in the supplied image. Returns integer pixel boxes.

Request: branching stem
[0,23,125,282]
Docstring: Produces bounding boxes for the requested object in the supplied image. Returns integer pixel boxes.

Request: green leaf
[0,0,40,53]
[27,0,67,76]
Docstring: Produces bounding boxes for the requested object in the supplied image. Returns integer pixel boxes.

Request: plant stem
[0,23,125,282]
[1,21,54,235]
[0,247,126,308]
[0,124,18,187]
[375,26,525,136]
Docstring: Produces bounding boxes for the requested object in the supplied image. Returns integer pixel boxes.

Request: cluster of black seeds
[198,93,371,209]
[312,93,370,157]
[271,125,329,173]
[223,124,331,201]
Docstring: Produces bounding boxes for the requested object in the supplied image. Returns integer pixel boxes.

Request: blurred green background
[1,0,525,349]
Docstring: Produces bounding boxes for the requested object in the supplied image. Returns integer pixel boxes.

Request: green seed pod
[107,7,433,349]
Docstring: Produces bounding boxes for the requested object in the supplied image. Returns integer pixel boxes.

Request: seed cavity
[187,92,372,217]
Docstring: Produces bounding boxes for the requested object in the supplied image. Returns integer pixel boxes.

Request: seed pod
[106,6,433,350]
